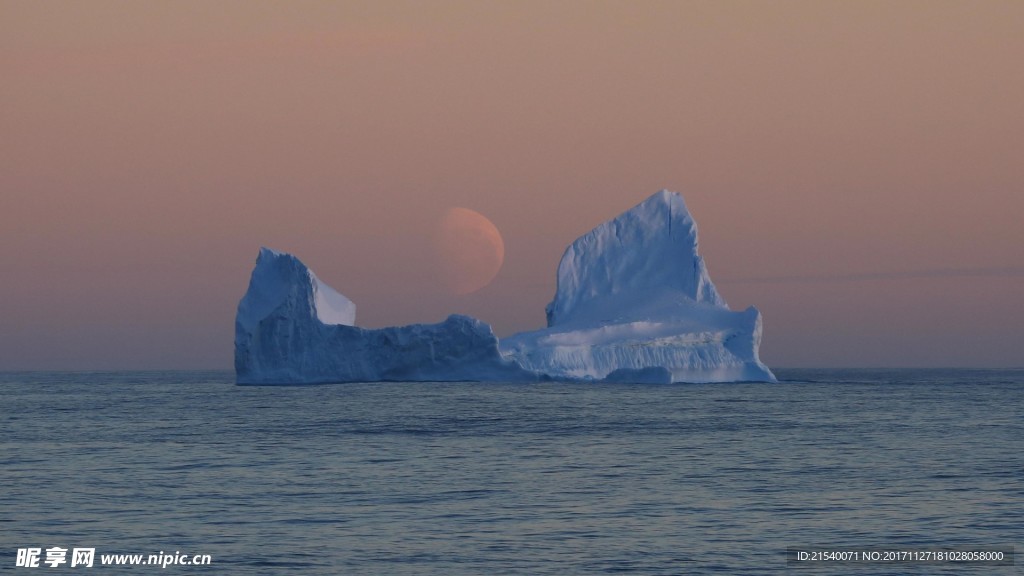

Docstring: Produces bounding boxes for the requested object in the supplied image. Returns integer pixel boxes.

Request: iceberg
[499,190,776,383]
[234,248,533,384]
[234,190,774,384]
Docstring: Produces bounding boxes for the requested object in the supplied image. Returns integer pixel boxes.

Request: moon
[433,207,505,295]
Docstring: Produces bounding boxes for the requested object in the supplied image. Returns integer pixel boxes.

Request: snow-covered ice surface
[500,190,776,383]
[235,248,532,384]
[234,190,774,384]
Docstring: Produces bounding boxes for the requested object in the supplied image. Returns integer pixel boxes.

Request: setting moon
[433,207,505,295]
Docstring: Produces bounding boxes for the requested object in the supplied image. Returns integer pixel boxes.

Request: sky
[2,0,1022,370]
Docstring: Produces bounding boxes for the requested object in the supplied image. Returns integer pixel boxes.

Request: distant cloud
[719,267,1024,284]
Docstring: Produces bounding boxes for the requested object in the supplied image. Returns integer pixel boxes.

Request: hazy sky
[2,0,1022,370]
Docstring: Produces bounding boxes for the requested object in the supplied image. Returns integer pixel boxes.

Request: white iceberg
[499,190,775,383]
[234,190,774,384]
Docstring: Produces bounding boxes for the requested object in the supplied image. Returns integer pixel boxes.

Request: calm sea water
[2,369,1020,574]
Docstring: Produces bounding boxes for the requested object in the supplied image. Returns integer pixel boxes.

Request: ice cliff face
[545,189,726,326]
[500,190,775,383]
[236,248,356,332]
[235,248,531,384]
[235,190,774,384]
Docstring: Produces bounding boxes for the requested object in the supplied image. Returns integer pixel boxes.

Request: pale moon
[433,207,505,295]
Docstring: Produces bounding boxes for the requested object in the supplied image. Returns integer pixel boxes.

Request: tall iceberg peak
[502,189,775,383]
[236,247,356,332]
[546,190,726,327]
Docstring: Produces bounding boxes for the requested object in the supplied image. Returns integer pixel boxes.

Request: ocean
[2,369,1020,574]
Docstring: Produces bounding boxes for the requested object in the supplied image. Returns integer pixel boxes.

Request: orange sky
[2,0,1022,369]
